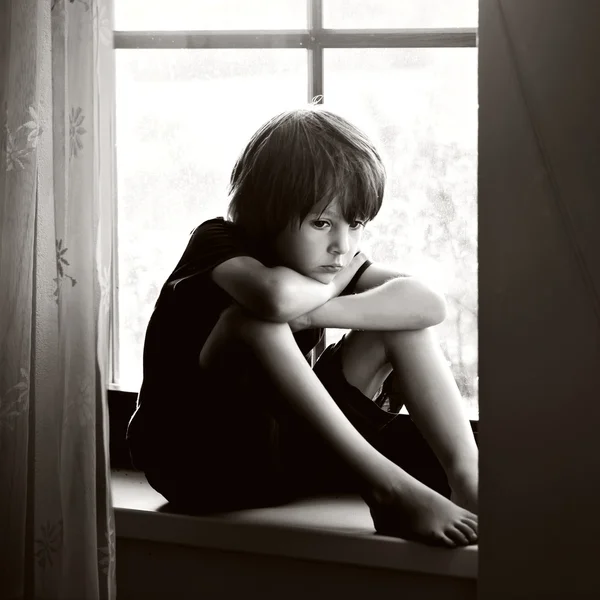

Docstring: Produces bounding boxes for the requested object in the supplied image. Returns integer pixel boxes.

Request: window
[113,0,479,420]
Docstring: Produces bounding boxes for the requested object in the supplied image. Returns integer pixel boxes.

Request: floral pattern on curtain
[0,0,116,598]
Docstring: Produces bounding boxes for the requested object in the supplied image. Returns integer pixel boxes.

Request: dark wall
[478,1,600,598]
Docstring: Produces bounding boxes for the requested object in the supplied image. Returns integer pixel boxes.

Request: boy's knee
[380,327,430,348]
[200,305,291,370]
[199,305,248,369]
[218,304,288,346]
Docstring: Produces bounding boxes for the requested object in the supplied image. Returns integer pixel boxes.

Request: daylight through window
[113,0,479,419]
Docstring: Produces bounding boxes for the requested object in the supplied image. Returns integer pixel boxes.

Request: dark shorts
[143,335,450,512]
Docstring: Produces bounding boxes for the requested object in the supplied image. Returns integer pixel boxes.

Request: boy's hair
[227,107,386,242]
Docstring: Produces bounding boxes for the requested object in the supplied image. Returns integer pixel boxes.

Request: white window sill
[112,469,477,580]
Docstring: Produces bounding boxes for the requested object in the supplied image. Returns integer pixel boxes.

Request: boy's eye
[350,220,365,229]
[312,220,330,229]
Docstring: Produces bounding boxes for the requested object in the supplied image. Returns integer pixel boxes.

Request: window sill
[112,468,477,580]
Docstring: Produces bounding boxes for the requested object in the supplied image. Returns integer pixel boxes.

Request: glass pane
[116,49,307,390]
[116,0,307,31]
[324,0,478,28]
[324,49,478,418]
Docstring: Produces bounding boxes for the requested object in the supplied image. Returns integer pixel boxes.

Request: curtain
[0,0,116,598]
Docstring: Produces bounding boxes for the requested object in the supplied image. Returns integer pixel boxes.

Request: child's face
[272,199,365,284]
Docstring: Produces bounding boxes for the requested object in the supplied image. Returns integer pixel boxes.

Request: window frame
[108,1,479,465]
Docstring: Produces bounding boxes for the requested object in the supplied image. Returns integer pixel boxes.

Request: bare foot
[366,475,478,548]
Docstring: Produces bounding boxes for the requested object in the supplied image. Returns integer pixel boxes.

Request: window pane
[324,49,478,418]
[116,49,307,390]
[324,0,478,28]
[115,0,307,31]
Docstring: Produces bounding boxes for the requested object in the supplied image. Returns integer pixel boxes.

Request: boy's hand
[329,252,369,297]
[287,253,368,331]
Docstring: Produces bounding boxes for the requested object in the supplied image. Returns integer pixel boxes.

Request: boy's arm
[300,268,447,331]
[352,262,412,293]
[211,253,368,322]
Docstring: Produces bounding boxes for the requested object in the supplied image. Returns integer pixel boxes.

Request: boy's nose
[330,230,351,255]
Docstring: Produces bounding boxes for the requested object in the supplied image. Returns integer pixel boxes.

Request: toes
[447,526,470,546]
[436,533,457,548]
[461,516,478,535]
[455,521,478,544]
[463,508,478,520]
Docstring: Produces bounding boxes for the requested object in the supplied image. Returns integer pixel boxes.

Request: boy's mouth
[319,265,343,273]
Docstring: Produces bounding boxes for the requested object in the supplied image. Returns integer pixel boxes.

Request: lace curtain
[0,0,116,598]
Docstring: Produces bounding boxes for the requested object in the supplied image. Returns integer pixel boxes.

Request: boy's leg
[339,328,478,512]
[145,309,297,511]
[208,307,477,546]
[281,333,395,496]
[310,333,451,498]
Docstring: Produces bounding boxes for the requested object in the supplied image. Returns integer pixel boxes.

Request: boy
[126,107,478,548]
